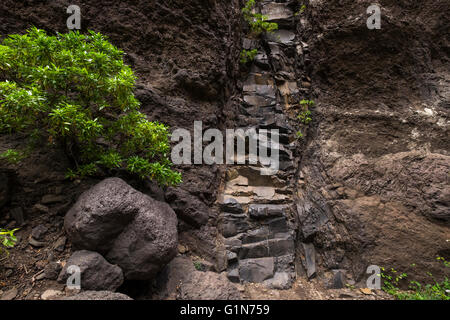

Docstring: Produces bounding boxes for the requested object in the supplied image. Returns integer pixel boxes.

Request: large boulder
[58,250,124,291]
[64,178,178,280]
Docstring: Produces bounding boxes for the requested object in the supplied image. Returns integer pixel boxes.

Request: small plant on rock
[0,228,18,256]
[193,261,203,271]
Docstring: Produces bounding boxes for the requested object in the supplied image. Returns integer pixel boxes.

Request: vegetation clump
[294,4,307,16]
[242,0,278,35]
[381,258,450,300]
[0,28,181,186]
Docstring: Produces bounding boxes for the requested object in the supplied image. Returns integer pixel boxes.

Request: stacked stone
[217,1,309,289]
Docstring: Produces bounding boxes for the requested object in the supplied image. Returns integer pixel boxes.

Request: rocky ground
[0,0,449,300]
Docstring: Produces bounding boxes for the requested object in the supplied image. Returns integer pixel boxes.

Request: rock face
[153,257,241,300]
[64,178,178,280]
[58,250,124,291]
[59,291,132,301]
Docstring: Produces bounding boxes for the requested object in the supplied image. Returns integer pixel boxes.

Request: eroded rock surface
[216,0,300,288]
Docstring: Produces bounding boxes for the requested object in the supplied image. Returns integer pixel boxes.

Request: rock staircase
[217,1,311,289]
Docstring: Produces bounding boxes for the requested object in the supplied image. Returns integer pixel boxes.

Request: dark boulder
[58,250,124,291]
[64,178,178,280]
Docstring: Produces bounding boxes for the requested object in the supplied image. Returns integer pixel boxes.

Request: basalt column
[216,1,311,289]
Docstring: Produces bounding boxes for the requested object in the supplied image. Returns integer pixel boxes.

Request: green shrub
[242,0,278,35]
[381,258,450,300]
[0,149,25,164]
[240,49,258,64]
[0,28,181,186]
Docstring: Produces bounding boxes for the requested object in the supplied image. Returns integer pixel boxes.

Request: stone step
[249,204,289,219]
[227,268,240,283]
[221,1,301,287]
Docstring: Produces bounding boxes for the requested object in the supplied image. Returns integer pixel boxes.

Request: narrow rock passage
[217,0,312,289]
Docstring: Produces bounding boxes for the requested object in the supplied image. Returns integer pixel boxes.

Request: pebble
[0,287,18,300]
